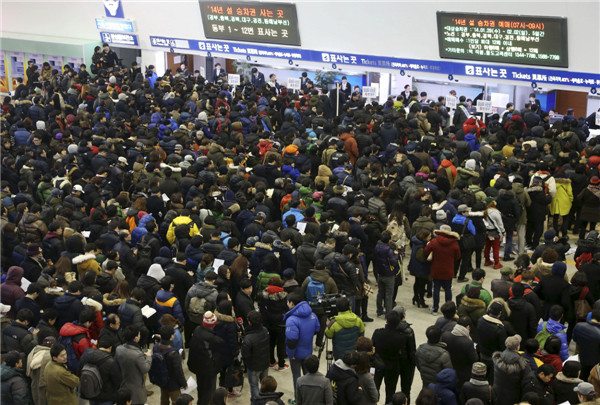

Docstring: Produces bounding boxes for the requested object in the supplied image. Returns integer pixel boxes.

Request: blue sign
[149,35,600,89]
[101,32,138,46]
[95,18,134,32]
[103,0,124,18]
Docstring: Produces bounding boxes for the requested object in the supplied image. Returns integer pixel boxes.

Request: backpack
[58,335,81,373]
[148,345,177,388]
[540,174,552,195]
[137,235,153,261]
[79,363,103,399]
[575,252,593,269]
[187,296,207,324]
[306,276,326,303]
[215,116,230,134]
[535,321,564,349]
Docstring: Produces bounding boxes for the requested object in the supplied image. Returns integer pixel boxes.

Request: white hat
[0,303,11,315]
[118,157,128,164]
[36,121,46,130]
[73,184,84,193]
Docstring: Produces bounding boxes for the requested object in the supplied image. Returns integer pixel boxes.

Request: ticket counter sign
[100,32,138,46]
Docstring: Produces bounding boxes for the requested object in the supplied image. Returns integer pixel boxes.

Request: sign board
[149,36,600,88]
[227,74,240,85]
[362,86,378,98]
[199,1,301,46]
[446,95,457,109]
[10,52,25,78]
[103,0,125,18]
[95,18,135,32]
[287,77,301,90]
[476,100,493,113]
[100,32,138,46]
[490,92,510,108]
[66,57,84,73]
[47,55,64,71]
[0,51,6,77]
[437,11,568,68]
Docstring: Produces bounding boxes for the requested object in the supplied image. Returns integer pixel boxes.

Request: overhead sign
[100,32,138,46]
[103,0,124,18]
[437,12,568,68]
[95,18,135,32]
[227,74,240,85]
[287,77,301,90]
[148,36,600,89]
[198,1,300,46]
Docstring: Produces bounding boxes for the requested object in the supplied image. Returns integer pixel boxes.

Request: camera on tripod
[309,293,346,318]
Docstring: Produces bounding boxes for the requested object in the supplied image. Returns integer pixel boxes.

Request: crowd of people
[1,50,600,405]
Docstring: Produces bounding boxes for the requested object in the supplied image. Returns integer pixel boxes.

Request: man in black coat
[165,252,194,304]
[251,68,265,89]
[477,300,508,381]
[53,281,85,328]
[235,278,255,327]
[188,312,224,405]
[241,310,270,404]
[521,363,556,405]
[525,178,552,249]
[372,309,416,404]
[441,316,478,390]
[98,314,123,355]
[507,283,538,347]
[3,309,38,360]
[492,334,533,405]
[78,336,122,402]
[460,362,498,405]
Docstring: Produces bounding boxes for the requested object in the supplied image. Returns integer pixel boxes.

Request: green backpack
[535,321,565,349]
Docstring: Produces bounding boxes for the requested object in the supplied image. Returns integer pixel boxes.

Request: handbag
[223,360,244,389]
[460,218,476,250]
[574,287,592,321]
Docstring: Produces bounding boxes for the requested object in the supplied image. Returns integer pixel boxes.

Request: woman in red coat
[424,225,461,315]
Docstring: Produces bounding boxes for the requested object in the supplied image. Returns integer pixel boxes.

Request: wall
[1,1,598,77]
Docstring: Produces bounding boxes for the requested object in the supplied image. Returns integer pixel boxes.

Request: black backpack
[137,235,153,261]
[149,345,177,388]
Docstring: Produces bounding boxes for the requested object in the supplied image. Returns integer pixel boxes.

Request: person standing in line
[43,344,80,405]
[114,326,153,405]
[241,310,271,405]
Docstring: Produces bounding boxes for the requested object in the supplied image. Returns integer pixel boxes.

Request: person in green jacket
[325,297,365,360]
[460,268,492,307]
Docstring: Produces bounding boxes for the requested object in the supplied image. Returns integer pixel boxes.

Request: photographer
[325,297,365,360]
[301,260,338,347]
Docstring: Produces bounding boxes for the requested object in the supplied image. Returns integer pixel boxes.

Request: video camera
[309,293,346,318]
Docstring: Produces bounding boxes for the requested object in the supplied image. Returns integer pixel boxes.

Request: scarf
[469,378,489,386]
[451,324,472,339]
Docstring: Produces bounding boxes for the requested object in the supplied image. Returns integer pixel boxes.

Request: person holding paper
[117,287,150,346]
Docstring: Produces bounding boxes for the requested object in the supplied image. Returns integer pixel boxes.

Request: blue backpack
[149,345,177,388]
[306,276,325,303]
[58,335,81,373]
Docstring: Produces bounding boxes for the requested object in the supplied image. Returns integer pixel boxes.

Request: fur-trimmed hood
[260,289,288,301]
[254,242,273,251]
[103,293,126,307]
[434,228,460,240]
[492,349,530,373]
[527,186,544,193]
[555,372,582,384]
[461,296,486,308]
[555,177,571,184]
[215,310,235,323]
[72,253,97,265]
[489,297,511,317]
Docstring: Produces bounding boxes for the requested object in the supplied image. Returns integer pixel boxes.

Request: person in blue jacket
[451,204,477,282]
[284,293,320,401]
[146,65,158,89]
[536,305,569,361]
[429,368,458,405]
[153,276,185,327]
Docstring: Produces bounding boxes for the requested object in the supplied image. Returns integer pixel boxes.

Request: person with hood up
[416,325,453,388]
[136,263,165,307]
[428,368,458,405]
[1,351,31,405]
[506,282,537,345]
[424,225,461,315]
[325,350,367,405]
[26,336,56,405]
[491,334,533,405]
[284,293,321,401]
[536,262,570,321]
[1,266,26,319]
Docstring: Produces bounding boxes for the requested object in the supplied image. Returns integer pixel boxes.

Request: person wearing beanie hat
[460,361,497,405]
[578,175,600,239]
[188,309,225,405]
[490,267,515,301]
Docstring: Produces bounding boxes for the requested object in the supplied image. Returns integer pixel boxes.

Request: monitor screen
[437,12,568,68]
[199,1,300,46]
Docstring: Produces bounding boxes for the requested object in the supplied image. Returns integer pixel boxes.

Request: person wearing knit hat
[505,334,522,351]
[460,361,495,404]
[202,311,217,328]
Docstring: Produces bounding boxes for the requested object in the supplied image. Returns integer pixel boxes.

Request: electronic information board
[437,12,568,68]
[199,1,300,46]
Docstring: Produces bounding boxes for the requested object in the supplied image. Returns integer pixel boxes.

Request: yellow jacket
[166,216,200,244]
[549,178,573,216]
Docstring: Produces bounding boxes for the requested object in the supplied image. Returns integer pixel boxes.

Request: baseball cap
[73,185,84,193]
